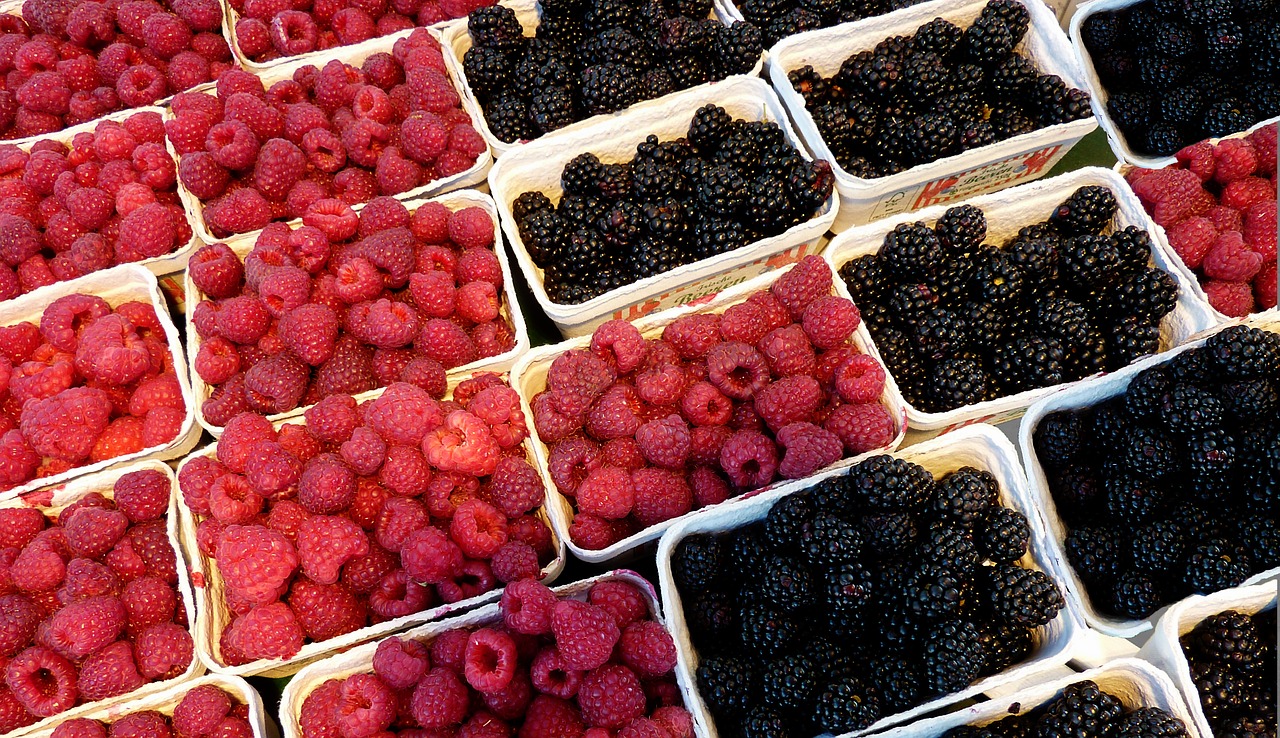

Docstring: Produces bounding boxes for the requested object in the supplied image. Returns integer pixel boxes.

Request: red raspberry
[633,415,689,469]
[1165,217,1217,270]
[128,373,184,418]
[259,266,311,317]
[578,664,644,729]
[718,300,771,344]
[377,444,431,498]
[1206,206,1243,239]
[546,351,615,418]
[217,524,298,607]
[754,375,823,431]
[448,498,508,559]
[6,646,77,716]
[253,139,306,202]
[678,382,731,428]
[127,521,179,584]
[657,314,716,360]
[490,540,540,583]
[574,465,634,521]
[141,12,192,58]
[222,601,304,662]
[16,72,70,117]
[549,598,620,672]
[1204,231,1264,282]
[467,385,527,448]
[424,410,501,477]
[215,296,270,346]
[207,189,272,237]
[189,244,244,300]
[408,271,455,319]
[1212,138,1259,185]
[400,525,462,584]
[173,684,232,737]
[244,351,309,414]
[299,680,343,738]
[1176,141,1216,181]
[801,295,860,350]
[115,202,179,260]
[652,707,693,738]
[194,337,240,385]
[358,299,421,348]
[703,341,767,400]
[584,581,644,631]
[429,626,470,673]
[73,315,151,386]
[689,424,732,465]
[456,282,500,324]
[298,453,357,514]
[1245,200,1278,260]
[618,620,675,678]
[418,319,478,369]
[0,686,34,733]
[341,427,387,476]
[41,294,111,352]
[277,304,337,367]
[400,112,448,165]
[52,718,105,738]
[1255,261,1277,309]
[488,456,544,518]
[520,696,583,738]
[289,578,366,642]
[529,647,582,699]
[178,456,225,516]
[439,558,495,603]
[1246,124,1277,174]
[315,336,377,398]
[244,440,303,497]
[209,473,264,524]
[1203,279,1255,317]
[824,402,895,454]
[64,507,128,559]
[772,255,832,319]
[719,430,778,489]
[759,324,817,378]
[0,595,40,658]
[454,249,501,290]
[334,673,396,738]
[546,438,600,497]
[583,384,641,441]
[297,515,369,585]
[19,387,112,463]
[776,421,843,479]
[619,718,670,738]
[588,322,646,375]
[121,576,176,630]
[835,353,886,404]
[1221,177,1276,211]
[409,667,469,729]
[134,621,194,679]
[445,207,494,250]
[65,187,113,230]
[75,639,145,702]
[305,395,359,444]
[0,509,44,550]
[688,465,729,507]
[11,534,67,593]
[1132,169,1215,227]
[364,382,441,447]
[368,570,432,620]
[629,465,692,526]
[599,437,644,472]
[372,636,429,690]
[463,627,517,693]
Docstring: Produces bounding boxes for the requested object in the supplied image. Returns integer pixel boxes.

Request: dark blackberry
[595,162,633,200]
[860,511,919,557]
[1106,316,1162,370]
[1184,429,1237,500]
[713,126,764,172]
[1183,539,1251,594]
[687,590,737,651]
[579,63,642,114]
[822,561,875,613]
[908,112,962,164]
[901,51,950,105]
[742,175,794,229]
[866,655,920,713]
[992,334,1065,393]
[536,15,585,46]
[838,254,887,306]
[640,198,689,242]
[556,192,607,230]
[631,158,685,201]
[826,603,869,641]
[686,104,732,154]
[788,65,830,107]
[934,92,984,127]
[693,217,749,258]
[462,46,512,97]
[738,602,800,657]
[1214,717,1274,738]
[951,62,987,93]
[1118,426,1177,481]
[989,107,1038,140]
[1106,91,1155,137]
[1237,518,1279,571]
[784,158,835,215]
[1089,400,1131,453]
[629,236,688,278]
[919,620,985,696]
[1066,526,1124,584]
[988,54,1037,101]
[1189,661,1256,723]
[1219,380,1280,422]
[760,654,817,712]
[977,622,1033,676]
[1205,326,1280,379]
[739,706,791,738]
[1008,237,1060,285]
[914,308,967,361]
[737,0,789,25]
[837,49,902,101]
[469,5,526,50]
[1137,54,1189,91]
[962,14,1015,66]
[713,21,765,77]
[1095,50,1138,87]
[1061,235,1122,292]
[920,358,989,411]
[881,222,943,281]
[812,677,882,734]
[512,190,554,224]
[1108,226,1152,273]
[582,27,649,69]
[1050,186,1117,237]
[517,210,566,266]
[1203,100,1258,138]
[638,67,676,99]
[846,455,934,511]
[926,258,976,306]
[918,524,981,573]
[912,17,963,58]
[760,8,821,46]
[673,533,723,593]
[1121,365,1172,422]
[1159,383,1225,436]
[1186,610,1263,672]
[529,86,576,134]
[1246,81,1280,119]
[904,565,969,620]
[558,228,608,274]
[1039,85,1092,125]
[697,656,756,718]
[1151,20,1199,60]
[763,492,814,553]
[929,467,998,529]
[1247,23,1280,78]
[1156,86,1206,130]
[485,92,535,143]
[561,152,604,195]
[1109,708,1191,738]
[693,165,747,217]
[803,513,863,566]
[981,0,1029,43]
[1037,681,1124,738]
[1034,411,1087,469]
[1102,475,1167,528]
[980,564,1064,627]
[666,54,711,88]
[871,115,915,167]
[1142,122,1186,157]
[1129,519,1186,573]
[584,0,631,31]
[1081,12,1123,52]
[977,507,1031,563]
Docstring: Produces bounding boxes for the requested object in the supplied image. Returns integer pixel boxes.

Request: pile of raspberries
[0,111,193,299]
[231,0,495,64]
[298,577,693,738]
[49,682,255,738]
[1126,125,1277,317]
[0,0,232,139]
[0,295,187,492]
[169,32,484,239]
[189,197,515,427]
[177,374,556,667]
[0,468,193,733]
[531,256,899,551]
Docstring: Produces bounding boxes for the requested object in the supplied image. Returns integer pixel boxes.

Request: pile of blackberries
[942,680,1194,738]
[1181,608,1276,738]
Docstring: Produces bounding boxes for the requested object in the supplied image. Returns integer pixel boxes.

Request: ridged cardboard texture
[655,424,1084,738]
[768,0,1097,232]
[824,166,1219,433]
[488,76,838,338]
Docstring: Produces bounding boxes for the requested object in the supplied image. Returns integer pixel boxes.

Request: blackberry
[1189,661,1256,723]
[742,175,794,228]
[929,467,998,529]
[673,534,723,592]
[837,49,902,100]
[846,455,934,511]
[1036,297,1091,346]
[981,0,1029,43]
[1102,474,1168,526]
[1205,326,1280,379]
[926,258,976,306]
[579,63,642,114]
[582,28,649,69]
[789,65,829,106]
[631,159,686,201]
[629,236,688,278]
[992,334,1065,393]
[693,217,749,258]
[918,524,981,573]
[727,524,768,574]
[638,67,676,99]
[561,152,604,195]
[904,565,969,620]
[485,93,535,143]
[1143,122,1186,157]
[1203,100,1258,138]
[934,92,983,127]
[988,54,1037,101]
[1183,539,1250,594]
[1007,237,1059,285]
[1110,225,1153,272]
[536,15,584,46]
[803,512,863,565]
[512,190,555,223]
[1109,708,1191,738]
[1137,55,1189,91]
[666,54,711,88]
[1246,81,1280,119]
[914,308,966,360]
[1081,12,1123,52]
[981,564,1064,627]
[784,159,835,214]
[871,115,915,167]
[1040,86,1092,125]
[469,5,526,50]
[759,654,817,712]
[977,622,1033,676]
[1219,380,1280,422]
[556,193,607,230]
[764,492,814,552]
[1129,519,1186,573]
[713,21,765,77]
[1050,186,1116,237]
[1186,611,1263,672]
[912,17,963,58]
[640,198,689,241]
[1185,430,1237,499]
[697,656,756,718]
[908,113,962,163]
[1095,50,1138,87]
[920,620,985,696]
[1034,411,1087,468]
[860,511,919,557]
[963,14,1015,65]
[1158,85,1206,129]
[1066,526,1124,584]
[977,507,1031,563]
[529,86,576,134]
[1037,681,1124,738]
[951,62,987,93]
[822,561,876,613]
[1152,19,1198,59]
[713,126,764,172]
[1106,316,1161,370]
[737,0,789,25]
[596,162,633,200]
[517,210,566,266]
[881,222,943,281]
[866,655,921,713]
[902,51,950,104]
[838,254,887,306]
[1123,366,1172,421]
[1159,383,1225,435]
[463,46,512,97]
[687,591,737,651]
[1060,235,1121,294]
[989,107,1038,140]
[1105,92,1153,136]
[739,706,792,738]
[1106,570,1163,619]
[738,603,800,657]
[1215,717,1273,738]
[1237,518,1279,571]
[761,8,821,45]
[812,677,882,734]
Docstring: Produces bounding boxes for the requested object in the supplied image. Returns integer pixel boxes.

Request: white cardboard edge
[276,570,669,738]
[1068,0,1280,170]
[1137,582,1279,738]
[509,260,909,565]
[654,424,1085,738]
[0,459,204,738]
[867,658,1208,738]
[183,189,528,436]
[0,106,201,281]
[1017,311,1280,640]
[822,166,1220,433]
[437,0,767,160]
[767,0,1098,232]
[174,373,568,679]
[488,75,839,337]
[0,264,201,502]
[164,33,493,248]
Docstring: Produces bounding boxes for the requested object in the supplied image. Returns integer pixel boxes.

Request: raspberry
[719,430,778,489]
[334,673,396,738]
[1203,279,1255,317]
[488,456,544,518]
[222,601,304,662]
[52,718,105,738]
[316,336,377,398]
[424,410,501,477]
[372,637,429,690]
[0,432,39,489]
[1134,169,1215,227]
[833,353,885,405]
[442,209,493,252]
[259,266,311,317]
[274,305,337,368]
[338,427,385,476]
[0,595,39,658]
[19,387,112,463]
[400,112,448,165]
[299,680,343,738]
[1221,177,1276,211]
[254,139,307,202]
[1255,261,1277,309]
[571,465,633,521]
[41,294,111,352]
[209,473,264,524]
[73,315,151,387]
[439,557,495,603]
[408,666,469,728]
[297,515,369,585]
[188,244,244,300]
[1245,200,1278,259]
[207,189,272,237]
[134,621,194,679]
[759,324,817,378]
[418,319,478,369]
[489,540,539,583]
[675,382,729,428]
[1246,124,1277,174]
[217,524,298,607]
[377,444,431,498]
[173,684,232,737]
[456,282,500,324]
[16,72,70,116]
[303,395,357,445]
[825,402,895,454]
[468,386,527,449]
[244,440,303,497]
[367,570,431,620]
[1165,217,1217,270]
[702,342,767,401]
[64,187,112,231]
[449,499,508,559]
[520,696,583,738]
[360,299,422,348]
[461,627,517,694]
[400,525,462,585]
[0,510,43,550]
[128,374,185,419]
[297,453,357,515]
[121,576,176,630]
[1203,231,1264,282]
[244,351,309,414]
[776,421,843,479]
[599,437,644,472]
[754,375,823,432]
[64,507,128,559]
[617,620,676,678]
[634,415,689,469]
[289,578,366,642]
[1212,138,1259,185]
[801,295,860,350]
[529,647,582,699]
[360,383,437,447]
[1207,204,1244,232]
[577,664,644,729]
[127,521,178,584]
[546,438,600,497]
[6,646,77,716]
[772,255,833,319]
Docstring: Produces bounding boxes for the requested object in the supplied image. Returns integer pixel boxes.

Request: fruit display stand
[767,0,1097,232]
[1017,312,1280,662]
[1137,582,1277,738]
[183,189,530,436]
[822,166,1218,435]
[655,424,1084,738]
[174,372,568,679]
[0,460,203,736]
[276,570,671,738]
[1068,0,1280,169]
[510,260,908,565]
[855,658,1205,738]
[13,674,273,738]
[489,76,838,339]
[0,264,202,501]
[437,0,765,160]
[164,31,493,248]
